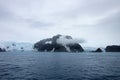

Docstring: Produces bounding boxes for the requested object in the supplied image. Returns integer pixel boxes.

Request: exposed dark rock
[52,34,62,45]
[65,36,72,39]
[105,45,120,52]
[21,47,24,52]
[39,44,54,52]
[34,34,84,52]
[0,48,6,52]
[34,38,52,51]
[12,43,16,46]
[6,46,9,49]
[94,48,103,52]
[54,44,67,52]
[68,44,84,52]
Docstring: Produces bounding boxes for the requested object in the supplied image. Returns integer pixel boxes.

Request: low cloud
[57,35,85,46]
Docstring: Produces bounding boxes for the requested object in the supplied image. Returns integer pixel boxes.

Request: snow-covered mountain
[0,41,33,51]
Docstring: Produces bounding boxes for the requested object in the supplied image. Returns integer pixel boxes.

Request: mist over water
[0,52,120,80]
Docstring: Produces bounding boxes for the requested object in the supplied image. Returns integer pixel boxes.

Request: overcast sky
[0,0,120,47]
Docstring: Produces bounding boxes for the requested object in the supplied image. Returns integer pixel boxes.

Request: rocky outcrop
[67,44,84,52]
[34,34,84,52]
[34,38,52,51]
[52,34,62,45]
[0,48,6,52]
[94,48,102,52]
[105,45,120,52]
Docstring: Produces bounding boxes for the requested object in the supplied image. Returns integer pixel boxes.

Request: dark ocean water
[0,51,120,80]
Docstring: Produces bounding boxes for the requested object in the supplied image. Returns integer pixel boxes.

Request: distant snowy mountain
[0,41,33,51]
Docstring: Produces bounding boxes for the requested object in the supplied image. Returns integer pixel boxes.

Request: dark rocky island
[94,48,103,52]
[105,45,120,52]
[91,48,103,52]
[34,34,84,52]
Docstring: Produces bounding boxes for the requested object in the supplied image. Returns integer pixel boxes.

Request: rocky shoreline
[34,34,120,52]
[0,34,120,52]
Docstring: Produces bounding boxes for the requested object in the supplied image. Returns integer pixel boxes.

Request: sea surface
[0,51,120,80]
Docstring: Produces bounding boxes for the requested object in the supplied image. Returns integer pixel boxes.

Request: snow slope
[0,41,33,51]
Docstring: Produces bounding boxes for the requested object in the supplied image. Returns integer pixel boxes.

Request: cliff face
[34,35,84,52]
[105,45,120,52]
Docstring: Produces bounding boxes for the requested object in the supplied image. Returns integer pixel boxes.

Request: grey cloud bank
[0,0,120,47]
